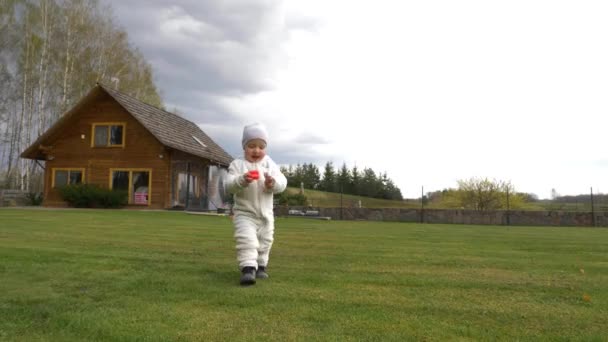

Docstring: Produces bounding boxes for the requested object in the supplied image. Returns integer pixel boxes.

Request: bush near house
[26,192,43,205]
[58,184,127,208]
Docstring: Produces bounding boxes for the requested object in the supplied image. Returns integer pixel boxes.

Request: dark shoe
[256,266,269,279]
[240,266,256,286]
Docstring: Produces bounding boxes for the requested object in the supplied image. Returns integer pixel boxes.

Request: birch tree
[0,0,163,190]
[0,1,18,175]
[56,0,93,114]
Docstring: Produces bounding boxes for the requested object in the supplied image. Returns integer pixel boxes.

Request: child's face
[244,139,266,163]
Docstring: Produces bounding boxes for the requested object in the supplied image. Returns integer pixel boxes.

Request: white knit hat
[242,123,268,148]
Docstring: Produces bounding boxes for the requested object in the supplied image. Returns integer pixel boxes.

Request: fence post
[506,188,511,226]
[591,187,596,227]
[340,183,343,220]
[420,186,425,223]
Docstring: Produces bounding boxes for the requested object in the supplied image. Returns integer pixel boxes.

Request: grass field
[1,208,607,341]
[284,187,421,209]
[285,187,554,211]
[287,187,608,212]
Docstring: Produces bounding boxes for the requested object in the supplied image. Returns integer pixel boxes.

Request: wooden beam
[38,144,53,153]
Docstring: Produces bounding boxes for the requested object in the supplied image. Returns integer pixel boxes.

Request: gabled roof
[98,84,233,165]
[21,84,233,166]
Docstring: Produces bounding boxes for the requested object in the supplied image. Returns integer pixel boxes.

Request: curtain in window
[110,126,123,145]
[95,126,108,146]
[55,171,68,187]
[208,166,229,210]
[112,171,129,191]
[69,171,82,184]
[132,171,150,204]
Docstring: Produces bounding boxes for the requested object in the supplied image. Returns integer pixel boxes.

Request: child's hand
[243,172,255,184]
[264,172,275,190]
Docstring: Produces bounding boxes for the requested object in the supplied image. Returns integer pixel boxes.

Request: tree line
[280,162,404,201]
[0,0,162,191]
[424,177,528,210]
[425,179,608,211]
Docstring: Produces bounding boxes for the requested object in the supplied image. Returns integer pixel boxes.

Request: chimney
[110,77,120,89]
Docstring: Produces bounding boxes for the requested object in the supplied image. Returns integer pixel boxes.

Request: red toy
[248,170,259,180]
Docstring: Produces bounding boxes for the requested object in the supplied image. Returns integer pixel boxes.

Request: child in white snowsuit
[225,123,287,285]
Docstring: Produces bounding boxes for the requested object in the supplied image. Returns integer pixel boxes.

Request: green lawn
[285,187,550,210]
[1,208,607,341]
[285,187,420,208]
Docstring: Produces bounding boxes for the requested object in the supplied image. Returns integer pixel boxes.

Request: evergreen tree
[319,161,336,192]
[337,163,351,194]
[360,167,378,197]
[350,164,360,196]
[301,163,320,189]
[282,161,404,201]
[292,163,303,189]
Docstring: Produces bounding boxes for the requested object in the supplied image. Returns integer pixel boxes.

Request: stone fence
[276,206,608,227]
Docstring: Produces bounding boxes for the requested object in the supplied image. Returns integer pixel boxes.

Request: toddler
[225,123,287,285]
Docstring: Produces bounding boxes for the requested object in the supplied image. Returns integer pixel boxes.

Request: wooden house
[21,83,234,210]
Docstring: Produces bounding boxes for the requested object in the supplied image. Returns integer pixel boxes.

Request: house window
[92,122,125,147]
[52,168,84,188]
[110,169,151,205]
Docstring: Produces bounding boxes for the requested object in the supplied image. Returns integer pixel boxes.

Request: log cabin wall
[43,92,170,209]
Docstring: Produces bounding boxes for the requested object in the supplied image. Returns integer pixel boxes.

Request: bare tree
[57,0,91,114]
[455,177,521,211]
[1,0,163,190]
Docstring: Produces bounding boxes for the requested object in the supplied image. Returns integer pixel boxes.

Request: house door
[171,162,207,210]
[171,162,231,211]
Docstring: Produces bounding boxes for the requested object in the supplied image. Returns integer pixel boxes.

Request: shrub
[58,184,128,208]
[98,188,129,208]
[278,192,307,206]
[26,192,43,206]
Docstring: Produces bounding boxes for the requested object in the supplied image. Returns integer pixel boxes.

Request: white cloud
[107,0,608,199]
[231,0,608,198]
[159,6,213,39]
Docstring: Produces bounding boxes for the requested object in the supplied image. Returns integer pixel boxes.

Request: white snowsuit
[225,155,287,270]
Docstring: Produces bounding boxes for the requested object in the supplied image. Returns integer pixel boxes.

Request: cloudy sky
[104,0,608,199]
